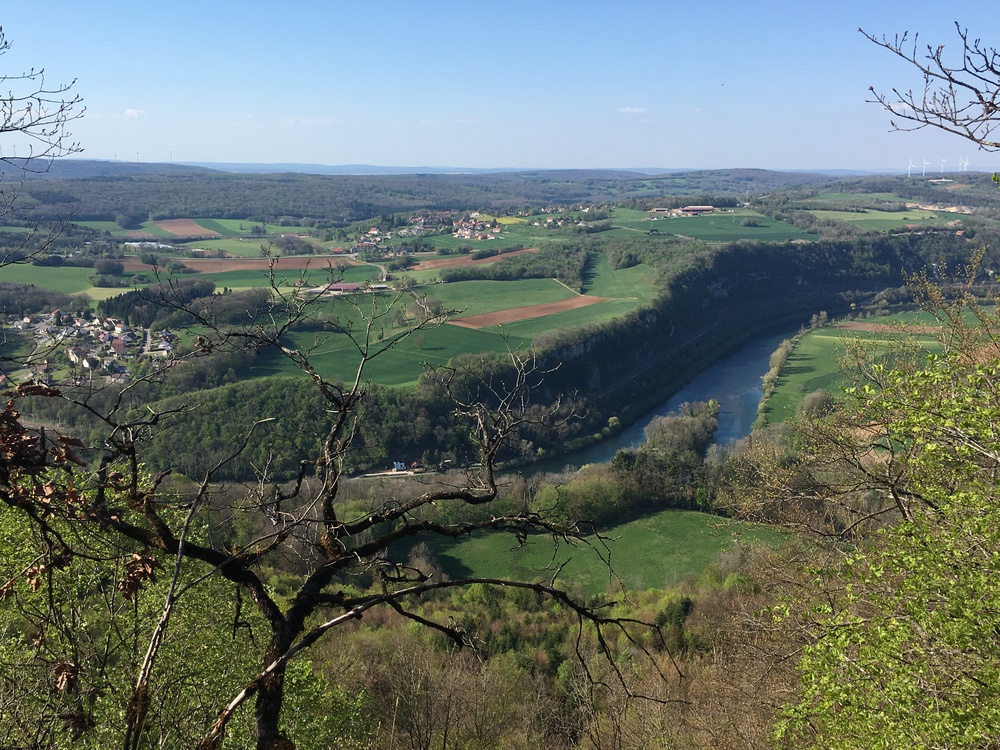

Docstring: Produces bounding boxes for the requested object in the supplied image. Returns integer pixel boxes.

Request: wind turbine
[961,157,969,172]
[941,157,948,174]
[922,158,930,177]
[907,158,916,177]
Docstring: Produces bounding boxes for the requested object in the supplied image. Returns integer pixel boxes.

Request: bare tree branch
[862,23,1000,149]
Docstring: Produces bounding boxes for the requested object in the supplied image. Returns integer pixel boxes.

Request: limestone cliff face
[537,235,938,425]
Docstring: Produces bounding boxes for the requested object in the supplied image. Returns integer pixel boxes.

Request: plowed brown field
[449,295,607,329]
[154,219,221,238]
[414,247,538,270]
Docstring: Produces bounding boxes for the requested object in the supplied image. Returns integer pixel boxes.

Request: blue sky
[4,1,1000,171]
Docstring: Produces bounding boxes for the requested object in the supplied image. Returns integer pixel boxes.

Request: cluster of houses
[530,216,575,228]
[4,311,177,384]
[350,225,394,256]
[649,205,717,217]
[452,214,502,241]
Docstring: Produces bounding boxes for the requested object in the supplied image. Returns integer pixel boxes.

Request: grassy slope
[250,322,528,387]
[583,253,657,301]
[245,257,660,387]
[808,208,959,231]
[423,279,577,316]
[196,263,378,290]
[426,509,785,596]
[763,314,942,425]
[1,264,98,295]
[609,207,813,243]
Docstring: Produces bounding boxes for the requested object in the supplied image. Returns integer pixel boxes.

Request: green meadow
[178,238,283,257]
[191,218,310,237]
[583,252,657,302]
[497,298,636,338]
[807,207,961,231]
[426,509,785,596]
[72,218,311,242]
[195,263,379,290]
[251,321,528,388]
[0,264,99,296]
[763,313,942,425]
[650,211,813,243]
[423,279,576,316]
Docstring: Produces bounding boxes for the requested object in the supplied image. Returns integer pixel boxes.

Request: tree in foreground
[728,261,1000,748]
[0,269,671,749]
[0,24,83,264]
[862,22,1000,151]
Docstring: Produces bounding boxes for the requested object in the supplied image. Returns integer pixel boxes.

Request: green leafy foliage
[777,290,1000,749]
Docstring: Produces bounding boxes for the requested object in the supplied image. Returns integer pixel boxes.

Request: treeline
[540,402,722,526]
[22,225,986,484]
[440,244,591,291]
[30,227,982,482]
[468,244,526,261]
[530,229,981,426]
[0,223,101,256]
[9,168,832,225]
[19,349,597,481]
[604,236,711,277]
[0,282,78,317]
[97,280,270,329]
[98,279,216,327]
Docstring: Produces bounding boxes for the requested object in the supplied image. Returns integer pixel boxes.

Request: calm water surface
[549,329,796,469]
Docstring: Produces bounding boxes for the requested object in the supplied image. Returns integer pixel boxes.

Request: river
[547,328,796,470]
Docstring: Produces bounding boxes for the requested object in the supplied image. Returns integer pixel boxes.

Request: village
[2,310,176,386]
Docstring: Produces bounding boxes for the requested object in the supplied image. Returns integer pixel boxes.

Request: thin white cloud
[419,118,477,127]
[282,116,338,127]
[124,108,143,119]
[619,107,647,114]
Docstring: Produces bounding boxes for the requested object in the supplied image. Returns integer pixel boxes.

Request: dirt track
[449,295,607,329]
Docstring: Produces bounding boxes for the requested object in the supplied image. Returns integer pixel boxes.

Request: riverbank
[530,326,801,472]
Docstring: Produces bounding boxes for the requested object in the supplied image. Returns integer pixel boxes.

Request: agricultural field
[583,252,658,302]
[428,278,576,315]
[492,296,637,339]
[1,263,102,296]
[185,236,324,258]
[193,261,379,290]
[6,233,663,390]
[425,508,785,596]
[808,191,906,205]
[762,312,942,425]
[242,262,655,388]
[608,207,813,243]
[251,320,528,388]
[72,218,311,241]
[807,207,965,231]
[178,238,268,257]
